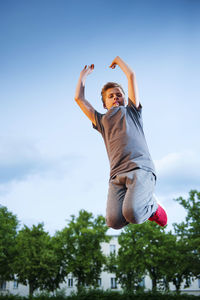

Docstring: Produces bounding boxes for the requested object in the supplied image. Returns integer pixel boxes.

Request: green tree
[172,190,200,287]
[153,230,177,292]
[133,222,169,292]
[148,227,194,293]
[14,223,64,297]
[107,222,175,292]
[174,190,200,257]
[141,222,195,293]
[105,224,146,292]
[0,206,18,284]
[55,210,110,291]
[168,234,195,293]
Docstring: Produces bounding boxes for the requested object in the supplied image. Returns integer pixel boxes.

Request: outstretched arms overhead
[74,57,140,124]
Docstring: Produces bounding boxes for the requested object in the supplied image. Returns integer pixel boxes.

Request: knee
[106,216,125,230]
[123,208,143,225]
[132,214,144,224]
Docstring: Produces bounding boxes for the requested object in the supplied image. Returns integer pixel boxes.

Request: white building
[1,235,200,296]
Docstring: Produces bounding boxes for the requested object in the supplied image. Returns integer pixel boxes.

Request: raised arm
[74,64,96,126]
[109,56,140,108]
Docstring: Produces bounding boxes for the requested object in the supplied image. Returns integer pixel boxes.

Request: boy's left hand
[109,56,120,69]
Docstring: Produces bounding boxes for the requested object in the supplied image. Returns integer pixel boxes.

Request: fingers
[109,63,116,69]
[84,64,94,70]
[82,65,87,71]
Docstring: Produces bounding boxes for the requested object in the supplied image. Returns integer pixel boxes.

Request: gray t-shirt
[93,101,156,180]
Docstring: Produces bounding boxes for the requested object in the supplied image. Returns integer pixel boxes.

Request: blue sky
[0,0,200,234]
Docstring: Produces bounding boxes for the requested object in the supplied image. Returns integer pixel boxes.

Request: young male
[74,56,167,228]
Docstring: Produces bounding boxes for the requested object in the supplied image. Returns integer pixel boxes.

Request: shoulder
[92,110,105,132]
[127,98,142,111]
[94,110,105,119]
[127,100,142,116]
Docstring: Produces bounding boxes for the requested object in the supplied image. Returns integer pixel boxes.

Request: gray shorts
[106,168,158,229]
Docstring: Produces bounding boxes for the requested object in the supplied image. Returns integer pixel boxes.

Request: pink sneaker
[148,204,167,227]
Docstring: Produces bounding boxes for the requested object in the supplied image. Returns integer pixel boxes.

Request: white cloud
[155,150,200,193]
[0,168,108,235]
[152,150,200,232]
[0,136,83,185]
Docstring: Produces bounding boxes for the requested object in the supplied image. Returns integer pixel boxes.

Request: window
[68,278,73,288]
[110,244,116,254]
[0,281,6,290]
[13,281,18,289]
[97,278,101,287]
[139,277,145,287]
[111,277,117,289]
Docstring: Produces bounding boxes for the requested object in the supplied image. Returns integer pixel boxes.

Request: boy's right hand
[80,64,94,81]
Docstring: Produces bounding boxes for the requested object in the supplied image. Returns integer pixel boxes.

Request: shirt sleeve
[92,110,104,134]
[127,98,144,129]
[127,98,143,118]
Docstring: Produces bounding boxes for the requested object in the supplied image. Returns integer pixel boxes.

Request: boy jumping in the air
[74,56,167,228]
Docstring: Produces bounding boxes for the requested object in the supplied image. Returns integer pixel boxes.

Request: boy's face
[104,87,126,110]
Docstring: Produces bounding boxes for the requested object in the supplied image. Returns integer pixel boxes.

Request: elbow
[74,96,81,103]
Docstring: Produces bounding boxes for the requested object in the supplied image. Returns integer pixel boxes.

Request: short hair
[101,82,125,108]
